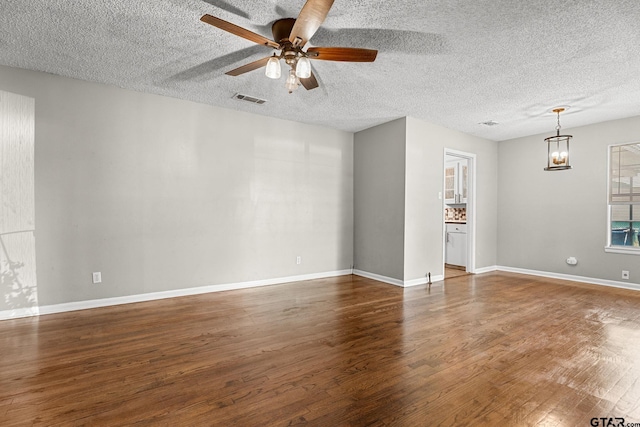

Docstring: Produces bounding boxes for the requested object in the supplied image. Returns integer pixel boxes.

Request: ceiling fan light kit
[285,69,300,93]
[265,55,281,79]
[200,0,378,93]
[296,57,312,79]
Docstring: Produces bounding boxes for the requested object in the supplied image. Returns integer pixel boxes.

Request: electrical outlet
[622,270,630,280]
[296,256,301,265]
[92,272,102,284]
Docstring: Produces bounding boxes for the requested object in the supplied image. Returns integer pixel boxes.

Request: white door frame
[443,148,476,274]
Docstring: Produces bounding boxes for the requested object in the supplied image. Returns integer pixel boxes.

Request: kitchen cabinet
[444,159,468,205]
[445,223,467,267]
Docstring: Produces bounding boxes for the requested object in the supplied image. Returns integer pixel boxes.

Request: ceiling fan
[200,0,378,93]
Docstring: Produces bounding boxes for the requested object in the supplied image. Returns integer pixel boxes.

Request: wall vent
[232,93,267,105]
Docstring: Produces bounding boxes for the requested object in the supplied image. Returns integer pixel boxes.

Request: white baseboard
[354,265,640,293]
[353,269,404,287]
[404,274,445,287]
[0,269,353,321]
[473,265,498,274]
[7,265,631,322]
[0,306,40,320]
[353,270,444,288]
[496,266,640,292]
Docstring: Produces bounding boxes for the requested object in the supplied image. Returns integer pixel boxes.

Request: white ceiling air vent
[233,93,267,105]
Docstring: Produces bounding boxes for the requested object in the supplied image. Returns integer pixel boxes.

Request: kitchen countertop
[445,221,466,224]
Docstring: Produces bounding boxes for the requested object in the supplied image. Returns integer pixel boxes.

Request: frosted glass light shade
[265,57,281,79]
[295,57,311,79]
[285,70,299,93]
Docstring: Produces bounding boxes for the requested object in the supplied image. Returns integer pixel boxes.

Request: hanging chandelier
[544,107,573,171]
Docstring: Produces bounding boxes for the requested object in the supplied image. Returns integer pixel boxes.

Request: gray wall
[498,115,640,284]
[405,117,498,280]
[0,65,354,306]
[6,60,631,310]
[353,116,498,282]
[353,118,407,280]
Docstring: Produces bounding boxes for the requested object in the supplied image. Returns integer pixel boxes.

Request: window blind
[610,143,640,204]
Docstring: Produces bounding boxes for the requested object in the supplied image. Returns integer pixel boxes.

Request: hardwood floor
[2,272,640,426]
[445,265,469,279]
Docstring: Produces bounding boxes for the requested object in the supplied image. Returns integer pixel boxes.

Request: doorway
[443,149,476,279]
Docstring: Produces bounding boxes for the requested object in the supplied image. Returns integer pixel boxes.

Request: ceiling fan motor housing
[272,18,296,44]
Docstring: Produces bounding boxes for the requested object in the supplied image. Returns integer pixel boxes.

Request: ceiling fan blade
[225,56,272,76]
[307,47,378,62]
[289,0,335,47]
[300,71,319,90]
[201,14,280,49]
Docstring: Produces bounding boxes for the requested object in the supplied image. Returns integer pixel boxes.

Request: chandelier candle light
[544,107,573,171]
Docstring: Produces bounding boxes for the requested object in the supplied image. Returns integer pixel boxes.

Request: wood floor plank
[2,272,640,425]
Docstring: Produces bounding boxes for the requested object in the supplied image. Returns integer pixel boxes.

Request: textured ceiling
[1,0,639,141]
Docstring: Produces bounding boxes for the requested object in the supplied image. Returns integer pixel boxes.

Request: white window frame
[605,142,640,255]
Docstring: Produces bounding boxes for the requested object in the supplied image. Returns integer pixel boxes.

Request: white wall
[0,91,37,316]
[0,65,354,307]
[498,115,640,285]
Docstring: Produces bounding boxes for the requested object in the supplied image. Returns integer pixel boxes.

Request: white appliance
[445,223,467,267]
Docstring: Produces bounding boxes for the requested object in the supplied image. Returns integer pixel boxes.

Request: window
[606,142,640,253]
